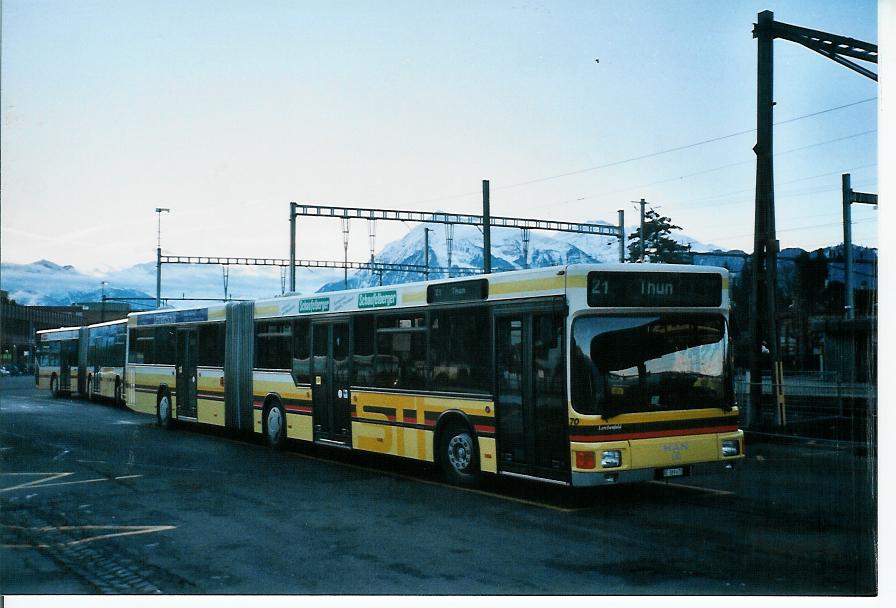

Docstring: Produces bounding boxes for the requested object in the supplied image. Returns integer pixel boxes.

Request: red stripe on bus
[351,413,397,422]
[474,425,496,434]
[569,425,738,443]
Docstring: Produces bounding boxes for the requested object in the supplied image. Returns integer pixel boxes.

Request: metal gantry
[157,254,475,296]
[288,201,625,291]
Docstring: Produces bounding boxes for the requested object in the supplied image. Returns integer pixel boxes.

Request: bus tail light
[576,451,596,469]
[601,450,622,468]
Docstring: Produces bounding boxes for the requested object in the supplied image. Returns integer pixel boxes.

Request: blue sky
[1,0,879,272]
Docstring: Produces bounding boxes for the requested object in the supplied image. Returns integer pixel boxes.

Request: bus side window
[155,327,176,365]
[376,314,426,390]
[431,307,490,394]
[292,319,311,385]
[129,328,154,365]
[352,315,375,386]
[198,323,225,367]
[255,320,291,370]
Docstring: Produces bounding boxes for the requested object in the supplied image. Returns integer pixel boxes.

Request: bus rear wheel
[264,401,286,449]
[114,379,122,406]
[157,392,174,429]
[440,423,480,486]
[50,376,60,398]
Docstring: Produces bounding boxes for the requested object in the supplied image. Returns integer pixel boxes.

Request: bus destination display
[587,271,722,307]
[427,279,488,304]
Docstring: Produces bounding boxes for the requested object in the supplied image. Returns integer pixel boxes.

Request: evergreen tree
[627,207,691,263]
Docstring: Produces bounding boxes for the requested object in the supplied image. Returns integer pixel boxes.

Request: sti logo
[662,442,689,461]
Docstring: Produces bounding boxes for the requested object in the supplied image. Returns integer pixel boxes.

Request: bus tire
[50,375,60,398]
[439,422,480,486]
[263,399,286,450]
[114,378,122,406]
[87,375,94,401]
[157,391,175,429]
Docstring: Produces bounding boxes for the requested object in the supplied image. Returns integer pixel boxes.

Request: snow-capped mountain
[0,259,342,307]
[318,219,719,291]
[0,219,741,306]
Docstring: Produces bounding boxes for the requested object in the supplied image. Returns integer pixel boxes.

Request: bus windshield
[571,314,729,417]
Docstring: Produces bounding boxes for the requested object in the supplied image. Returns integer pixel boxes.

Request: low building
[1,292,138,371]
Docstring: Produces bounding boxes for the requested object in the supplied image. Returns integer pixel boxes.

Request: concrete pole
[154,207,169,308]
[750,10,778,426]
[482,179,491,274]
[289,202,297,293]
[618,209,625,263]
[639,198,646,263]
[156,247,162,308]
[842,173,854,320]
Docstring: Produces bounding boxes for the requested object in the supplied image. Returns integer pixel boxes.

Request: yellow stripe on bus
[488,276,565,296]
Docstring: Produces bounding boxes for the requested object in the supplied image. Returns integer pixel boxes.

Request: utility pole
[748,10,876,428]
[618,210,625,263]
[639,198,647,263]
[154,207,170,308]
[289,202,297,293]
[101,281,108,322]
[842,173,878,320]
[750,10,779,427]
[842,173,854,321]
[482,179,491,274]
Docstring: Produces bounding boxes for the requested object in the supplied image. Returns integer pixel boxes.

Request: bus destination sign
[427,278,488,304]
[136,308,209,326]
[587,271,722,308]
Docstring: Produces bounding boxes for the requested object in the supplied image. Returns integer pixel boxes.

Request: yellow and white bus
[124,263,743,486]
[85,319,128,404]
[36,326,86,397]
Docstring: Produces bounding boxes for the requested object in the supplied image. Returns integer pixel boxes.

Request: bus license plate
[662,467,684,478]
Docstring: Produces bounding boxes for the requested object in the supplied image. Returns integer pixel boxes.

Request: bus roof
[36,325,83,335]
[87,318,128,329]
[125,263,729,325]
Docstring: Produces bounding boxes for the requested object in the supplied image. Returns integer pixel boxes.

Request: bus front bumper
[570,459,738,487]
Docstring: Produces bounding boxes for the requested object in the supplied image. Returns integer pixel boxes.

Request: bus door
[494,308,569,482]
[311,321,351,445]
[176,328,198,419]
[59,340,77,392]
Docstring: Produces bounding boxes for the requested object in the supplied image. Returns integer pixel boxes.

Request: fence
[735,370,877,444]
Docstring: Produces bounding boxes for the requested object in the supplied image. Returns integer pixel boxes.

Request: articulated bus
[124,264,744,486]
[36,319,128,403]
[36,326,86,397]
[85,319,128,403]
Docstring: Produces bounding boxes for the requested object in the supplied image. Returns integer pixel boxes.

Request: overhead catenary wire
[396,97,877,208]
[492,98,877,192]
[539,129,877,211]
[708,217,876,244]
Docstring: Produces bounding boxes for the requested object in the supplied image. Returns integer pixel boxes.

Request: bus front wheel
[50,376,59,398]
[440,423,480,486]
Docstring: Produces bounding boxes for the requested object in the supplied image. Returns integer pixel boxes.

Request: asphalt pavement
[0,375,877,595]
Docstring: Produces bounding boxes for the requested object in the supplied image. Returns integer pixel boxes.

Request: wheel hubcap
[447,433,473,472]
[160,396,170,421]
[267,408,283,442]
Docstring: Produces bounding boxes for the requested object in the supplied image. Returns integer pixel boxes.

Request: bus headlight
[721,439,740,457]
[601,450,622,468]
